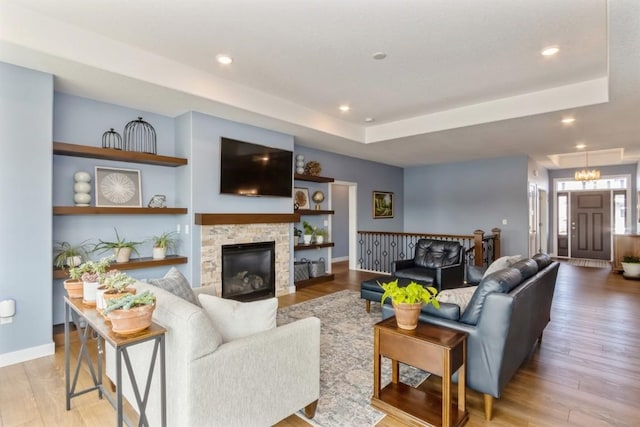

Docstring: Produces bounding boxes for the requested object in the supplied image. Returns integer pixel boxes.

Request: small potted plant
[71,256,113,306]
[93,228,142,263]
[104,290,156,335]
[314,228,328,244]
[302,221,316,245]
[379,279,439,330]
[294,226,302,245]
[149,231,178,260]
[96,270,137,313]
[63,264,86,299]
[53,240,91,269]
[621,255,640,277]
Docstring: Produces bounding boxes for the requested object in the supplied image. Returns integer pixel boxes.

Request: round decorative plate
[295,190,307,207]
[100,172,136,204]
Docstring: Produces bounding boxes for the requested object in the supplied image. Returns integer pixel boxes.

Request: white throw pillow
[436,286,477,313]
[482,255,524,279]
[198,294,278,343]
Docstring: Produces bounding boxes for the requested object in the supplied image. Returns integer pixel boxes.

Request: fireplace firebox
[221,241,276,301]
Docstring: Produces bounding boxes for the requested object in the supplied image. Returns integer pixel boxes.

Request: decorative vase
[73,171,91,206]
[392,302,423,330]
[82,281,100,306]
[114,247,132,263]
[64,279,83,299]
[152,247,166,260]
[107,304,155,335]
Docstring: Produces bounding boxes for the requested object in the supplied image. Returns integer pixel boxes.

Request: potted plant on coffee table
[621,256,640,277]
[379,279,439,330]
[104,290,156,335]
[93,228,142,263]
[149,231,178,260]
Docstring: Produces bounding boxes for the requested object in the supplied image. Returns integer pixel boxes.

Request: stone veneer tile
[201,223,292,297]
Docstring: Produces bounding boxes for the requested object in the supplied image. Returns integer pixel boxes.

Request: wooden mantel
[195,213,300,225]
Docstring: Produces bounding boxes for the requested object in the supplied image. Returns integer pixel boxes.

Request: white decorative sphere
[74,192,91,205]
[74,171,91,182]
[296,154,305,161]
[73,182,92,193]
[296,167,305,174]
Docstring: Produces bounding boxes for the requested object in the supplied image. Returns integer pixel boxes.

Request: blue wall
[331,184,349,259]
[0,62,54,363]
[404,156,530,256]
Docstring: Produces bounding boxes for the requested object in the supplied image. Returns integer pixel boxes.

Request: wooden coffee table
[372,316,468,427]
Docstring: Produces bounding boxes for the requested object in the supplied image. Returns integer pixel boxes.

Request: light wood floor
[2,261,639,426]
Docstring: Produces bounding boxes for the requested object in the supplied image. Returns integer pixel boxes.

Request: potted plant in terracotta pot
[149,231,178,260]
[93,228,142,263]
[379,279,439,330]
[621,256,640,277]
[96,270,137,314]
[104,290,156,335]
[53,240,91,269]
[76,256,113,306]
[64,264,86,299]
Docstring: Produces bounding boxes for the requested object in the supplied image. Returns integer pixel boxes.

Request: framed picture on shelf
[95,166,142,207]
[294,187,310,210]
[373,191,394,219]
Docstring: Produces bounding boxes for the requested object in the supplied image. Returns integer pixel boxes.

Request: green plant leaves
[378,279,439,307]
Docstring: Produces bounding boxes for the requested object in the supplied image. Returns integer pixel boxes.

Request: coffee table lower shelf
[372,382,467,427]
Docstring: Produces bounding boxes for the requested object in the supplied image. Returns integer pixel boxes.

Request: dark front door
[570,191,611,260]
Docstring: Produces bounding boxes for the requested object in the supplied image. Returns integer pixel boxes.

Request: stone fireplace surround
[196,213,299,297]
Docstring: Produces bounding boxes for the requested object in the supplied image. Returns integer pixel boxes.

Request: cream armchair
[106,281,320,426]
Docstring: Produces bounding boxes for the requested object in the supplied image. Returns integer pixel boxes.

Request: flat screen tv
[220,137,293,197]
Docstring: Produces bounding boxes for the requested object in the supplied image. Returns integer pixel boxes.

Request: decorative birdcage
[102,128,123,150]
[123,117,157,154]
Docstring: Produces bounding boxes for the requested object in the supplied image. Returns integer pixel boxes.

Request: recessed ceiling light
[372,52,387,60]
[364,117,375,122]
[575,143,587,149]
[562,117,576,124]
[216,54,233,65]
[541,46,559,56]
[339,105,350,112]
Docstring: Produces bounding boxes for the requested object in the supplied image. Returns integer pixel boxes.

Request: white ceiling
[1,0,639,169]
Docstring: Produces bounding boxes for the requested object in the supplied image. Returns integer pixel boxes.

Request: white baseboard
[0,341,55,367]
[332,256,349,263]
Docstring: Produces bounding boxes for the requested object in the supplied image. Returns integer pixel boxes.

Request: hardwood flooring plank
[0,363,41,426]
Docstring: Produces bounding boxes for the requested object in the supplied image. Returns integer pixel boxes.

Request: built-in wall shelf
[53,142,188,167]
[296,209,334,215]
[53,255,188,279]
[294,173,335,183]
[294,242,335,251]
[53,206,188,215]
[195,213,300,225]
[295,273,335,289]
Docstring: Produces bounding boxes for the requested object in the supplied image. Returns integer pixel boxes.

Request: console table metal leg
[64,301,70,411]
[160,335,166,427]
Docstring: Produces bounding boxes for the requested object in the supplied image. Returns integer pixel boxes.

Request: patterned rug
[277,290,428,427]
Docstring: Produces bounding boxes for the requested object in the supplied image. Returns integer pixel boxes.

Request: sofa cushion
[391,268,436,284]
[436,286,477,313]
[532,253,552,269]
[482,255,524,279]
[460,267,522,325]
[199,295,278,343]
[413,239,462,269]
[510,259,538,282]
[147,267,201,307]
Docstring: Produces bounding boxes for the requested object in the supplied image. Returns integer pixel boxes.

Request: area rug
[277,290,428,427]
[563,258,612,269]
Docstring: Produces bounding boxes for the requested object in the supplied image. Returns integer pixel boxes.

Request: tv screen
[220,137,293,197]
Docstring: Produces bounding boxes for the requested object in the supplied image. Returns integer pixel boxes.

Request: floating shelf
[54,206,188,215]
[53,142,188,167]
[53,255,188,279]
[295,273,335,289]
[295,209,334,215]
[294,242,335,251]
[294,173,335,183]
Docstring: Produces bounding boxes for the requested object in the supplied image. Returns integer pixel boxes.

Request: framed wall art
[95,166,142,207]
[373,191,394,219]
[293,187,310,210]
